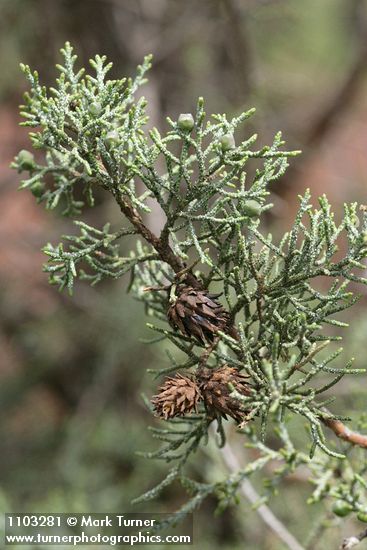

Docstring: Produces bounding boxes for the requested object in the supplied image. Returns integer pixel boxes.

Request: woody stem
[112,188,200,287]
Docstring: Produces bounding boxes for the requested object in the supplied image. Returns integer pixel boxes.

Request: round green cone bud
[220,133,235,151]
[18,149,35,170]
[105,130,120,147]
[332,500,353,517]
[30,182,44,198]
[351,215,360,228]
[243,199,262,218]
[357,511,367,523]
[178,113,195,132]
[88,102,102,116]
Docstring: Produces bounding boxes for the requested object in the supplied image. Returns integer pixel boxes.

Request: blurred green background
[0,1,367,548]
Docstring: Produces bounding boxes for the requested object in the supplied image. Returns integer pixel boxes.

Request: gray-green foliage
[13,43,367,530]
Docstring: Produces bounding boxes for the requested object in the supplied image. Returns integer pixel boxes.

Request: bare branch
[218,430,305,550]
[221,0,254,97]
[341,528,367,549]
[322,418,367,449]
[280,0,367,189]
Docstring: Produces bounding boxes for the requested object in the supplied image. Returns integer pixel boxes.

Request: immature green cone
[177,113,195,132]
[167,284,230,344]
[219,133,235,151]
[151,374,201,420]
[17,149,35,171]
[198,365,251,422]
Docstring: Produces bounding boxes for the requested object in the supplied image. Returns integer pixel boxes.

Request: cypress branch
[14,42,367,533]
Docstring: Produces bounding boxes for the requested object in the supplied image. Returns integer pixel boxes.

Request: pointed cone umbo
[167,284,230,344]
[151,374,202,420]
[198,365,251,422]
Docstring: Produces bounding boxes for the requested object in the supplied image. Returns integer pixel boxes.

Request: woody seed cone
[167,284,230,344]
[151,373,201,420]
[198,365,251,422]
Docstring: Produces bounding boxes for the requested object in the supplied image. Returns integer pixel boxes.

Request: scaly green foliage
[13,43,367,533]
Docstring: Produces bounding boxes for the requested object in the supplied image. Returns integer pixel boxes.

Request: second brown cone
[152,365,251,423]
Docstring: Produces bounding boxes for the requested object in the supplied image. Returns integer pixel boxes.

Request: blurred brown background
[1,1,367,548]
